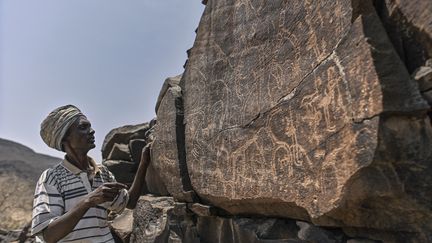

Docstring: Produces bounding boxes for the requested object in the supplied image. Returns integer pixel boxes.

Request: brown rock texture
[102,121,167,194]
[129,139,147,163]
[155,75,182,114]
[102,123,150,160]
[131,196,367,243]
[152,77,195,201]
[148,0,432,241]
[102,160,136,185]
[130,196,199,243]
[145,163,169,196]
[374,0,432,73]
[109,209,134,243]
[107,143,131,161]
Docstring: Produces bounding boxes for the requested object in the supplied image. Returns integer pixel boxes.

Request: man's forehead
[76,115,90,125]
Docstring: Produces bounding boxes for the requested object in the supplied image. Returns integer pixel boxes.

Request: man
[32,105,150,242]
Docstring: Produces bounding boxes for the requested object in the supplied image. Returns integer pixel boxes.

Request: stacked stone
[130,195,382,243]
[101,120,169,195]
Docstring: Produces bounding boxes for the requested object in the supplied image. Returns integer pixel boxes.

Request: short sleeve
[31,169,65,236]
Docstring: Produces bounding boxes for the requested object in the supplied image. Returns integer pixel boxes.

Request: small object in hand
[109,188,129,214]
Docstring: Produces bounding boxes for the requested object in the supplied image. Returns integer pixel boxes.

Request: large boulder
[155,75,182,114]
[147,0,432,240]
[107,143,131,161]
[109,209,134,243]
[129,139,147,163]
[145,163,170,196]
[152,82,195,201]
[102,123,150,160]
[102,160,136,185]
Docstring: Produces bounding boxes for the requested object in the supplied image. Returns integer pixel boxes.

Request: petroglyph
[170,0,432,234]
[183,0,357,213]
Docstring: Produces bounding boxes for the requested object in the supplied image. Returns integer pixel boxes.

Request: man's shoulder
[37,162,67,184]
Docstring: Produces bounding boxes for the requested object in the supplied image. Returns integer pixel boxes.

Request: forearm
[127,156,149,208]
[43,198,91,243]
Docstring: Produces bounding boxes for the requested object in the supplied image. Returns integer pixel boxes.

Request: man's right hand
[84,182,128,207]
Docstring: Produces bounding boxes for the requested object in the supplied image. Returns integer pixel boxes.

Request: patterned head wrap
[40,105,85,151]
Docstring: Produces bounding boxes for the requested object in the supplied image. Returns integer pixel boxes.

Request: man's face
[63,116,96,152]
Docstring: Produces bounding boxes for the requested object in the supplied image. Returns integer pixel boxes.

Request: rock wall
[110,0,432,242]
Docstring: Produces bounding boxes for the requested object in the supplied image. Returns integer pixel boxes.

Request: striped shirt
[31,157,127,243]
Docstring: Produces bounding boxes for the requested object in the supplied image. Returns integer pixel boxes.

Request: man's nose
[89,128,95,135]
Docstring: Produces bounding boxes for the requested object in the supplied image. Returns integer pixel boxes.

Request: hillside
[0,138,60,230]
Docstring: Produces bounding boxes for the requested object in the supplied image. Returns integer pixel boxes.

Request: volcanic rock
[166,0,432,240]
[102,160,136,185]
[130,196,366,243]
[109,209,134,243]
[145,163,169,196]
[155,75,182,114]
[107,143,131,161]
[152,83,194,201]
[102,123,150,159]
[129,139,146,163]
[130,196,198,243]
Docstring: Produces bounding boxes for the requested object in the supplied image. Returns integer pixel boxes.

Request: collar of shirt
[61,156,101,176]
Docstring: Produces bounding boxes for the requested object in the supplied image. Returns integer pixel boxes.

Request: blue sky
[0,0,205,161]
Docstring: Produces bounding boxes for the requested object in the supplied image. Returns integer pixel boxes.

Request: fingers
[141,145,149,156]
[100,186,122,201]
[102,191,117,201]
[87,183,127,205]
[102,182,128,189]
[142,143,152,154]
[141,143,152,164]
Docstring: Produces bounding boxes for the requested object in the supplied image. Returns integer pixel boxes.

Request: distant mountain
[0,138,61,230]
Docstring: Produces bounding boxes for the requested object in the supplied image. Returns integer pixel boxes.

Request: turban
[40,105,85,151]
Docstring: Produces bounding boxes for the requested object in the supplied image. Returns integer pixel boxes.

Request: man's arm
[43,182,126,243]
[127,144,151,209]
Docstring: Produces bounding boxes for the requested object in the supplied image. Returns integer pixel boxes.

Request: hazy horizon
[0,1,205,162]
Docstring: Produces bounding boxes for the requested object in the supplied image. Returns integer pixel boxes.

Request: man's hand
[43,182,126,243]
[140,143,152,167]
[127,143,152,209]
[84,182,128,207]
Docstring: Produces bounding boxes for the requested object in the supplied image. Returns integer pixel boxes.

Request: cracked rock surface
[122,0,432,242]
[146,0,432,241]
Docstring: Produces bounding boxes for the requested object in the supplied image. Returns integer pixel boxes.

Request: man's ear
[61,137,69,152]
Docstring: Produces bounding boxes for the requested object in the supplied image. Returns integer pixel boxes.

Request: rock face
[130,196,198,243]
[155,75,182,114]
[152,75,196,202]
[108,143,132,161]
[131,196,379,243]
[102,123,151,160]
[102,121,170,195]
[148,0,432,241]
[109,209,134,243]
[103,160,136,185]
